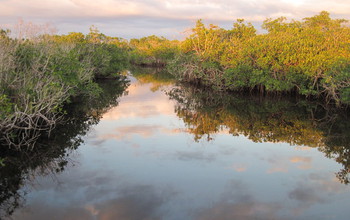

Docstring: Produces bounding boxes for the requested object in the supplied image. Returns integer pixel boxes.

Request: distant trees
[129,35,180,66]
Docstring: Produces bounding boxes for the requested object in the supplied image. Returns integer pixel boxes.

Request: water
[1,69,350,220]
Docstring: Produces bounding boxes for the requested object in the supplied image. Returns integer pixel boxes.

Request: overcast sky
[1,0,349,39]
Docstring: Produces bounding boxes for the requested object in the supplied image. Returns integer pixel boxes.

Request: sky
[0,0,349,39]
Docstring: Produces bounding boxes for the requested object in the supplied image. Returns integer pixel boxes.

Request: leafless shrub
[0,22,95,149]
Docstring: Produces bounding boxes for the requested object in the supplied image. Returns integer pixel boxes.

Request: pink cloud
[289,156,312,170]
[229,164,248,172]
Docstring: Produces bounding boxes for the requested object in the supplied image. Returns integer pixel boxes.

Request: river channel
[1,69,350,220]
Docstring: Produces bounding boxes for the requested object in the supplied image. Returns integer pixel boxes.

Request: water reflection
[10,181,170,220]
[167,84,350,184]
[1,69,350,220]
[195,179,285,220]
[102,68,175,122]
[0,78,129,219]
[130,66,175,92]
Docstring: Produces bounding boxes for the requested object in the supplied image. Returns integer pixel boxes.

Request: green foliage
[53,27,130,78]
[168,11,350,105]
[0,95,13,120]
[0,26,130,147]
[167,53,203,83]
[129,35,180,66]
[88,43,129,77]
[168,19,259,89]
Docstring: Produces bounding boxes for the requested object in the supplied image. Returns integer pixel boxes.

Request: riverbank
[0,28,129,148]
[166,11,350,106]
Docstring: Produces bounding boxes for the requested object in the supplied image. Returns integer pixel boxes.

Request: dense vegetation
[166,11,350,105]
[1,11,349,149]
[0,26,129,148]
[129,35,179,67]
[124,11,350,105]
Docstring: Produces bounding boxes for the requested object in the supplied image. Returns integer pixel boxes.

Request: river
[1,68,350,220]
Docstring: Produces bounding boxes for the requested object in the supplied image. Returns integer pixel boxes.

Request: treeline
[0,26,129,148]
[129,35,179,67]
[1,11,349,147]
[170,11,350,105]
[130,11,350,105]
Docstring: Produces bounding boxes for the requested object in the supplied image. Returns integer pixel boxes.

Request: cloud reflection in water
[8,74,350,220]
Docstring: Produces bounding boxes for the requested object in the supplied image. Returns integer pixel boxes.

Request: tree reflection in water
[0,78,129,219]
[167,84,350,184]
[1,69,349,219]
[130,66,175,92]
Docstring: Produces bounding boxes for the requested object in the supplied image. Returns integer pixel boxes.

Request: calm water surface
[3,70,350,220]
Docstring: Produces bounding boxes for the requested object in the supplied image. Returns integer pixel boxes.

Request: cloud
[101,80,174,120]
[266,157,289,174]
[174,151,216,162]
[194,174,349,220]
[0,0,87,19]
[267,166,289,174]
[228,164,248,172]
[288,186,323,204]
[100,125,163,140]
[289,156,312,170]
[265,155,312,174]
[287,172,349,216]
[94,185,165,220]
[1,0,349,38]
[308,172,346,193]
[96,124,182,142]
[11,170,173,220]
[194,179,288,220]
[12,186,167,220]
[195,201,287,220]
